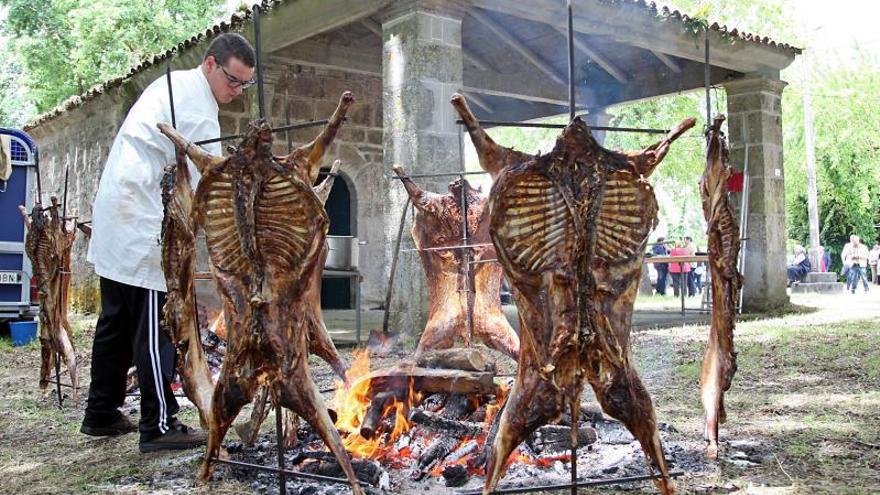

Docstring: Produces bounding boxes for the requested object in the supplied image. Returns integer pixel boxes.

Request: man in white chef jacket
[81,33,255,453]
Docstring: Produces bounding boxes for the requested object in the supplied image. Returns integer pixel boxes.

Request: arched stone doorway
[316,168,357,309]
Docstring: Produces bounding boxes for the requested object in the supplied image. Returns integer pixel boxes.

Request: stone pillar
[724,77,789,311]
[381,5,464,343]
[584,107,613,146]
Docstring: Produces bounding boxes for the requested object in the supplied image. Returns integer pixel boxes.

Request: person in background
[819,245,831,272]
[845,235,870,293]
[651,237,669,296]
[683,236,697,297]
[840,235,855,291]
[786,245,811,286]
[668,239,692,297]
[868,243,880,285]
[693,252,706,294]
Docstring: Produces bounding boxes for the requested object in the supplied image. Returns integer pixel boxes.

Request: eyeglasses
[220,65,255,89]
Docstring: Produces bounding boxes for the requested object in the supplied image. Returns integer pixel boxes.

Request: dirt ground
[0,290,878,494]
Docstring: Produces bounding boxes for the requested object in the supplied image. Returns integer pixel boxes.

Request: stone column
[583,107,613,146]
[724,77,789,311]
[381,4,464,343]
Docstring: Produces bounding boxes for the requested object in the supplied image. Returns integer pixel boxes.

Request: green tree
[0,0,227,120]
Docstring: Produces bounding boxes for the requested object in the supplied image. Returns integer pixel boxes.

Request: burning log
[300,458,383,486]
[408,409,483,438]
[529,425,597,453]
[356,365,498,398]
[415,348,495,372]
[360,390,406,440]
[442,464,469,487]
[418,436,460,473]
[440,393,476,420]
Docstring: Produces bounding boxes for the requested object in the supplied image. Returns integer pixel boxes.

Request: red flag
[727,172,744,192]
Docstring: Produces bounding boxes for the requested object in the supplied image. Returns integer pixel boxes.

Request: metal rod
[680,262,686,316]
[468,258,498,265]
[390,170,488,180]
[166,58,177,129]
[276,406,286,494]
[34,149,42,205]
[382,198,411,334]
[456,119,668,133]
[212,458,370,487]
[738,147,750,314]
[253,5,265,120]
[401,243,493,253]
[55,352,63,408]
[61,158,70,219]
[705,30,711,125]
[567,0,576,122]
[285,88,292,153]
[43,380,76,389]
[355,273,362,345]
[458,470,685,495]
[194,119,330,146]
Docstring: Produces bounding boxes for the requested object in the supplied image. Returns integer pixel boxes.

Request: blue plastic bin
[10,321,38,346]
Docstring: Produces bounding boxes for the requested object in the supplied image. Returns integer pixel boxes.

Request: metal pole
[166,58,177,129]
[382,199,411,334]
[567,0,576,123]
[680,262,686,316]
[34,149,42,206]
[276,406,286,494]
[704,30,711,125]
[455,119,668,133]
[253,5,266,120]
[55,353,63,407]
[194,119,330,146]
[457,470,685,495]
[285,88,292,153]
[738,147,750,314]
[61,159,70,219]
[355,273,362,345]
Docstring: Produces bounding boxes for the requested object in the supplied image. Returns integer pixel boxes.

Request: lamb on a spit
[157,91,362,493]
[391,165,519,359]
[700,115,742,459]
[19,196,79,401]
[451,94,695,495]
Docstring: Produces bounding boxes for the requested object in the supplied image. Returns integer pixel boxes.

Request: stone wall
[25,44,389,314]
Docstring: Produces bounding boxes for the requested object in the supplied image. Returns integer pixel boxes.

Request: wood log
[415,348,495,372]
[356,365,498,398]
[300,458,382,486]
[360,390,404,440]
[418,436,459,472]
[443,464,469,487]
[529,424,597,453]
[409,408,483,438]
[440,393,476,420]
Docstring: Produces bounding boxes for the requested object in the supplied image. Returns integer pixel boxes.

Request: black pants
[83,277,179,441]
[655,266,668,295]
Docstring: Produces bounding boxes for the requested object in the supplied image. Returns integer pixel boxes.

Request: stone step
[805,272,839,283]
[790,282,846,294]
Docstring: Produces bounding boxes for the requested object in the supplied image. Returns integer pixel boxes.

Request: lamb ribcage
[205,173,315,278]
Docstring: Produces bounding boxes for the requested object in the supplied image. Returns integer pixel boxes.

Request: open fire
[327,349,567,486]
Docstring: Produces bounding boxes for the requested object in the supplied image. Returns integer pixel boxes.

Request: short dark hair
[204,33,256,67]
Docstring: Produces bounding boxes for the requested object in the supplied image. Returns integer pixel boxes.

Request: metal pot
[325,236,359,270]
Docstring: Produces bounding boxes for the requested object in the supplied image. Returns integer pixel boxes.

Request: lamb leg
[449,94,534,179]
[472,263,518,360]
[276,327,364,495]
[199,365,257,482]
[586,357,671,494]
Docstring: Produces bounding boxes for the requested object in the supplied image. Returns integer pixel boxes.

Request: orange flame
[332,350,417,459]
[208,311,226,340]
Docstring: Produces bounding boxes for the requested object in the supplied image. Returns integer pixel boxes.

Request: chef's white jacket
[87,67,222,292]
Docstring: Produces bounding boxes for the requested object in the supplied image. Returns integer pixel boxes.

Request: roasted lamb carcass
[452,94,694,494]
[19,196,78,401]
[158,92,361,493]
[236,160,348,446]
[700,115,742,459]
[160,145,215,428]
[391,165,519,359]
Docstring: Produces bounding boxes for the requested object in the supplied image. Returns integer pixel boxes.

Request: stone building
[24,0,799,342]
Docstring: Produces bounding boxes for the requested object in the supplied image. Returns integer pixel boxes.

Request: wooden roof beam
[650,50,682,74]
[470,9,568,86]
[555,27,628,84]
